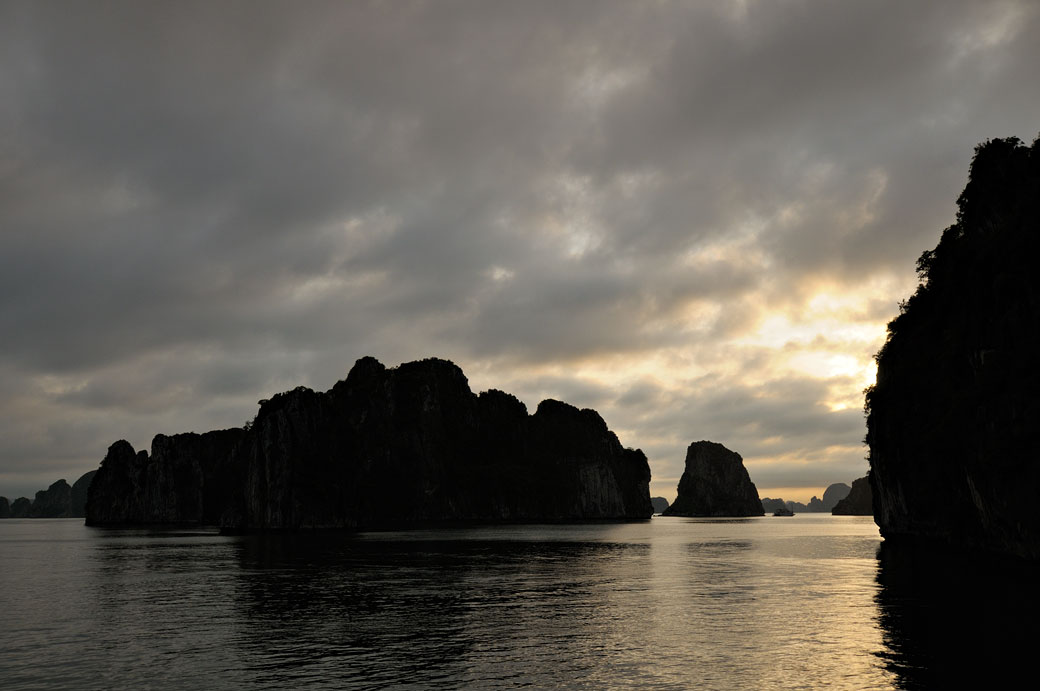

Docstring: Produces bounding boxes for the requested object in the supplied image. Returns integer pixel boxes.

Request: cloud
[2,1,1039,500]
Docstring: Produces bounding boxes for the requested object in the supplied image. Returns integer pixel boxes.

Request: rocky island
[762,482,851,514]
[831,475,872,516]
[662,441,763,517]
[1,470,97,519]
[867,136,1040,560]
[650,497,670,514]
[86,357,653,529]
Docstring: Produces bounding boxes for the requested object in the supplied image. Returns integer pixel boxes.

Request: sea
[0,515,1035,690]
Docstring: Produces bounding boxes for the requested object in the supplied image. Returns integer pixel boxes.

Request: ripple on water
[0,515,960,689]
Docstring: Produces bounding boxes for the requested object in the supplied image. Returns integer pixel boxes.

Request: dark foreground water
[1,516,1036,689]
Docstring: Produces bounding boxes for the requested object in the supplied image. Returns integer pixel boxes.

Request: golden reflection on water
[8,516,1036,688]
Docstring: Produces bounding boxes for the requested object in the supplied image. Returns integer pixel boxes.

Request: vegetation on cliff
[866,136,1040,558]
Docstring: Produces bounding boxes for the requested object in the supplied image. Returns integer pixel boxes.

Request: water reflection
[874,539,1040,688]
[1,518,901,689]
[229,531,655,687]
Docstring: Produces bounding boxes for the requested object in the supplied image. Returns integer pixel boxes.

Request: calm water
[0,515,1034,689]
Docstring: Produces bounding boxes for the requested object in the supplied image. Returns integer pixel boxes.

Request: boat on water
[773,507,795,516]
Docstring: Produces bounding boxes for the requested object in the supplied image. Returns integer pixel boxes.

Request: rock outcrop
[10,497,31,518]
[86,357,653,529]
[0,470,97,519]
[69,470,96,517]
[662,441,763,517]
[28,479,73,518]
[820,483,851,512]
[760,497,786,513]
[832,475,872,515]
[651,497,670,514]
[867,136,1040,560]
[86,430,245,525]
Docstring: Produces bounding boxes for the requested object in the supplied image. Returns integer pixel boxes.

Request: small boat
[773,507,795,516]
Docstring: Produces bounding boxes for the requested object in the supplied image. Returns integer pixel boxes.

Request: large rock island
[866,137,1040,560]
[831,475,872,516]
[662,441,763,517]
[87,357,653,529]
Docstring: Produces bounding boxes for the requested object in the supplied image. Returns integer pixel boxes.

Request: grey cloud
[2,1,1038,497]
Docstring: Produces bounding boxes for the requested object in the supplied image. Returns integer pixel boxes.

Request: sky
[2,0,1039,503]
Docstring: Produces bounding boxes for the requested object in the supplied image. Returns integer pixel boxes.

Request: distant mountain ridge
[0,470,96,519]
[760,482,852,514]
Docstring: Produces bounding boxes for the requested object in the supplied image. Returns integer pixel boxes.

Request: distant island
[662,441,763,517]
[831,476,872,516]
[0,471,96,519]
[761,482,851,515]
[867,136,1040,560]
[85,357,653,530]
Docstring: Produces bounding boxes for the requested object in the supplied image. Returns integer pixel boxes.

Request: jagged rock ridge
[662,441,763,517]
[29,480,72,518]
[0,470,98,519]
[867,136,1040,559]
[87,357,653,529]
[762,482,852,514]
[86,431,244,525]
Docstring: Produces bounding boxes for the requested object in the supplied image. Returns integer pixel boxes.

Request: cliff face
[10,497,31,518]
[28,479,72,518]
[229,357,651,529]
[867,137,1040,559]
[662,441,763,517]
[832,475,872,515]
[88,357,653,529]
[0,497,9,518]
[86,430,244,525]
[69,470,97,517]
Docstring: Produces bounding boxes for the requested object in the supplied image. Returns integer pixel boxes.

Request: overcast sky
[2,0,1039,503]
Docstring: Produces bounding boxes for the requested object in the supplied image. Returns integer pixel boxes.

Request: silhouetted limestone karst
[28,479,72,518]
[86,430,245,525]
[785,500,807,513]
[87,357,653,529]
[867,136,1040,560]
[760,497,786,513]
[69,470,96,518]
[651,497,670,514]
[832,475,872,515]
[662,441,763,517]
[0,470,98,518]
[10,497,31,518]
[820,483,851,512]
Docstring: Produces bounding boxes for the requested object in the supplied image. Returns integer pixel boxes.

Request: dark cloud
[2,1,1039,499]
